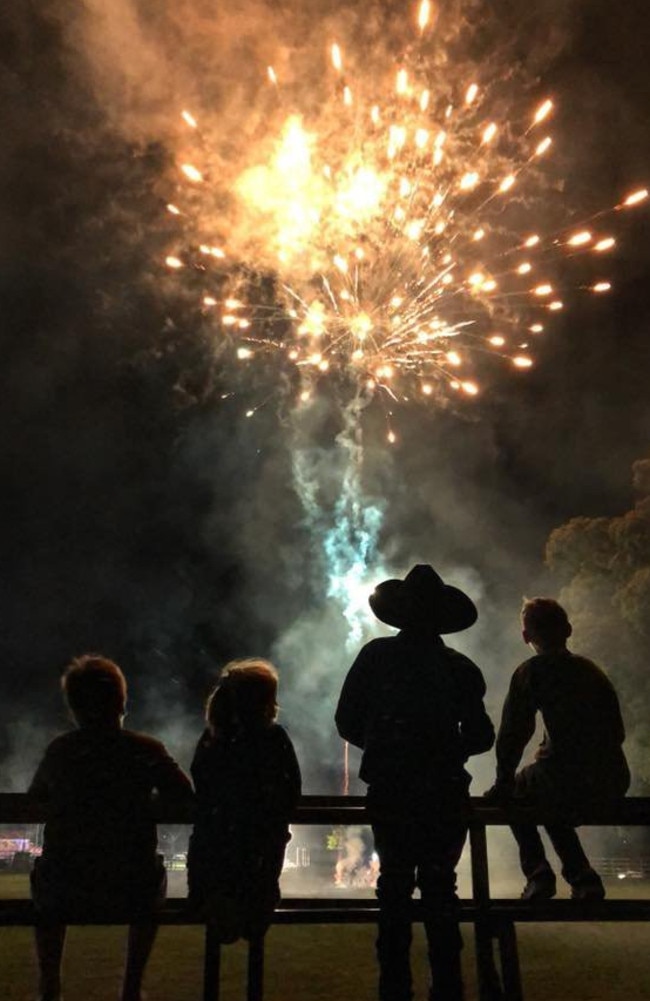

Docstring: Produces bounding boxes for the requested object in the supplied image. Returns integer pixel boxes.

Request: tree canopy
[546,458,650,790]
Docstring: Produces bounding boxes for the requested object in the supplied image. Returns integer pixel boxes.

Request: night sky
[1,0,649,790]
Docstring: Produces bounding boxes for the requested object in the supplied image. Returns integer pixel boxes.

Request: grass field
[3,874,650,1000]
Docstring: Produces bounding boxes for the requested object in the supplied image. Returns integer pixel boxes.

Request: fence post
[495,919,523,1001]
[203,923,221,1001]
[247,934,265,1001]
[469,819,503,1001]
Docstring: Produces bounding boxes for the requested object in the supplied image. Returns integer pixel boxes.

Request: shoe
[571,872,605,901]
[521,870,556,901]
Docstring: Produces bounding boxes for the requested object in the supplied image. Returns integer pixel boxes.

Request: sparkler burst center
[162,1,647,436]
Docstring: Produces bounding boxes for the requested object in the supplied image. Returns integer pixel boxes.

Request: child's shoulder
[266,722,293,744]
[39,729,78,760]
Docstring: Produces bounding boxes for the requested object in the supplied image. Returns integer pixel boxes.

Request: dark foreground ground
[2,873,650,1000]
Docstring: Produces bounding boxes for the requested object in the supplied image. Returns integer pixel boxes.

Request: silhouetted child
[28,655,193,1001]
[485,597,630,900]
[187,658,301,942]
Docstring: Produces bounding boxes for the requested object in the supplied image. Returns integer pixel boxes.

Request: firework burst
[162,0,647,434]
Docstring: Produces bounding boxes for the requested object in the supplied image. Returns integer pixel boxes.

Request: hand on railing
[482,782,515,806]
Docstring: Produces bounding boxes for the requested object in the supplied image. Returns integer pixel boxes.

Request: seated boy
[485,598,630,900]
[29,654,193,1001]
[187,658,301,943]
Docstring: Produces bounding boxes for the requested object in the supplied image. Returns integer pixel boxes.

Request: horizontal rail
[2,793,650,825]
[4,895,650,926]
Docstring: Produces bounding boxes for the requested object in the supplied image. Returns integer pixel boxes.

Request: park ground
[2,873,650,1000]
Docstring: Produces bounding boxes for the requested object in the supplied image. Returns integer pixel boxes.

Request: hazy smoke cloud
[2,0,650,819]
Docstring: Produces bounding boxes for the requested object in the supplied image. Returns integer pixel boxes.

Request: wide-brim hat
[368,564,478,633]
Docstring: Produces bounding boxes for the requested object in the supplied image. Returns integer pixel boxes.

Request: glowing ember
[533,99,554,125]
[623,189,648,207]
[568,231,592,247]
[180,163,203,183]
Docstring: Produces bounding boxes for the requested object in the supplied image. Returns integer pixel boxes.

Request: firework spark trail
[162,0,647,435]
[324,401,386,648]
[290,396,387,795]
[291,400,386,649]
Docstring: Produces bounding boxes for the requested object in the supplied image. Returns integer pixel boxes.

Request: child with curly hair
[187,658,301,942]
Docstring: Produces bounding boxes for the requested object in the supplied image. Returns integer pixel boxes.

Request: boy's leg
[509,822,550,878]
[509,824,556,898]
[544,825,605,898]
[34,922,66,1001]
[120,923,158,1001]
[510,765,556,898]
